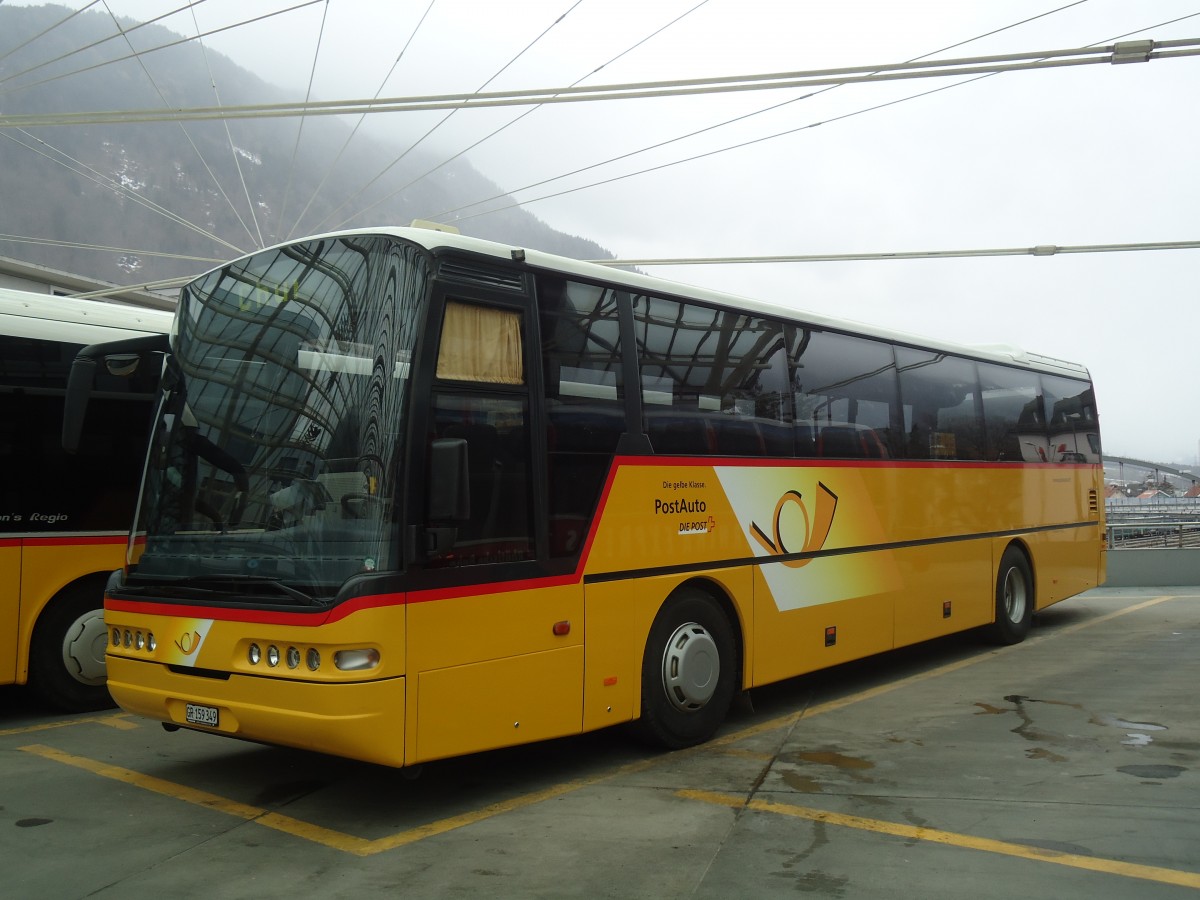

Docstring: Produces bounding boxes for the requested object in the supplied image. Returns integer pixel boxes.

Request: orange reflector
[552,620,571,636]
[603,676,618,686]
[824,626,837,647]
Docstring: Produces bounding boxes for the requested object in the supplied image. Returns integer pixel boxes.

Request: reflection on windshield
[129,235,428,601]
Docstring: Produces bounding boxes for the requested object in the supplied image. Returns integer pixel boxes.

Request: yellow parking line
[20,743,378,855]
[97,714,140,730]
[680,789,1200,890]
[0,711,135,738]
[19,742,665,857]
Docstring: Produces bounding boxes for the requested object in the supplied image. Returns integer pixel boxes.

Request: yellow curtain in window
[436,301,524,384]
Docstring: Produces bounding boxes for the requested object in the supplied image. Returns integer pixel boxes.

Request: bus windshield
[127,235,428,602]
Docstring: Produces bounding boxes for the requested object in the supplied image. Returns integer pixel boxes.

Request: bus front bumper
[106,654,407,768]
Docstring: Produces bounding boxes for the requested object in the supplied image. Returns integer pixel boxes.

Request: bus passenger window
[538,277,626,557]
[789,330,900,459]
[896,349,984,461]
[632,295,791,456]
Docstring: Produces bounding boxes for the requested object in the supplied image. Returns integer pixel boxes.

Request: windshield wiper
[123,575,328,606]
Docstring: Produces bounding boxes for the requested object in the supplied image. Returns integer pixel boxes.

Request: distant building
[0,253,174,310]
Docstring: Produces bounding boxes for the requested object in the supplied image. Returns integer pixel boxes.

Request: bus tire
[29,585,115,712]
[635,589,736,750]
[986,545,1034,645]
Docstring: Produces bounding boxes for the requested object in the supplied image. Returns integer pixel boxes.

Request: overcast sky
[6,0,1200,464]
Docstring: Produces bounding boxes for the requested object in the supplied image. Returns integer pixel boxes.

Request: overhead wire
[307,0,588,236]
[186,3,261,250]
[276,0,330,238]
[588,240,1200,267]
[0,0,211,89]
[0,232,224,265]
[433,0,1102,223]
[7,37,1200,124]
[0,0,324,95]
[442,11,1200,228]
[284,0,438,241]
[0,129,243,252]
[94,0,259,251]
[328,0,713,233]
[0,0,103,68]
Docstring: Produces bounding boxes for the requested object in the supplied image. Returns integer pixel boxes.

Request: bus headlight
[334,648,380,671]
[248,643,261,665]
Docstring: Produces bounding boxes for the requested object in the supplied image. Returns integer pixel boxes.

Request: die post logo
[749,482,838,567]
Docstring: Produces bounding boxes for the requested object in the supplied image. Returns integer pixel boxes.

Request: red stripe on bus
[18,534,128,548]
[104,592,405,627]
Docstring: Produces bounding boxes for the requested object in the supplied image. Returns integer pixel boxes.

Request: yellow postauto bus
[66,227,1104,765]
[1,288,171,710]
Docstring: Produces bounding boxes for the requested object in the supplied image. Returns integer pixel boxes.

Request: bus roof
[192,225,1094,381]
[0,288,174,345]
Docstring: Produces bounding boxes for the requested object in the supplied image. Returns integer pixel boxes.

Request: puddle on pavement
[782,772,824,793]
[783,750,875,772]
[1117,764,1187,780]
[777,749,876,790]
[1026,747,1067,763]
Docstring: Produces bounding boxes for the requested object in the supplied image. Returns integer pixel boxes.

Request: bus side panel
[15,537,124,678]
[406,582,584,765]
[1026,526,1104,610]
[0,542,19,684]
[751,566,894,688]
[414,645,584,765]
[582,579,650,732]
[892,540,993,649]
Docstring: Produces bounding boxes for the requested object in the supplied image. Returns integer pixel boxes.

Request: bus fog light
[248,643,261,665]
[306,648,321,671]
[267,645,280,667]
[334,648,380,671]
[286,647,300,669]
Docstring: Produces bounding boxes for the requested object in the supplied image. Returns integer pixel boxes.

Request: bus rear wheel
[29,586,115,712]
[986,546,1034,645]
[636,589,736,750]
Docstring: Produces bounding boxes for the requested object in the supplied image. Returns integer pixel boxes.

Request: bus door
[404,272,585,764]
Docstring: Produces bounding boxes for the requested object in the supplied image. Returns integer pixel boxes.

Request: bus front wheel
[986,546,1034,645]
[636,589,736,750]
[29,585,115,712]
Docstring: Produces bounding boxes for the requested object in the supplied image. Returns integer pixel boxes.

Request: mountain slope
[0,4,614,287]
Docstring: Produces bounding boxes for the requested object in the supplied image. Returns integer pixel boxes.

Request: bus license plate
[185,703,219,728]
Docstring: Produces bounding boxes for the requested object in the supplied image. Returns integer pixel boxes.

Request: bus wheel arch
[29,574,115,712]
[634,580,740,750]
[986,542,1035,645]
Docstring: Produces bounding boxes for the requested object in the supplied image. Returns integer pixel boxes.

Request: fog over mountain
[0,4,615,289]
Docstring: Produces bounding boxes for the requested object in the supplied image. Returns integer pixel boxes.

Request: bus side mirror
[413,438,471,560]
[62,355,98,454]
[428,437,470,521]
[62,334,170,454]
